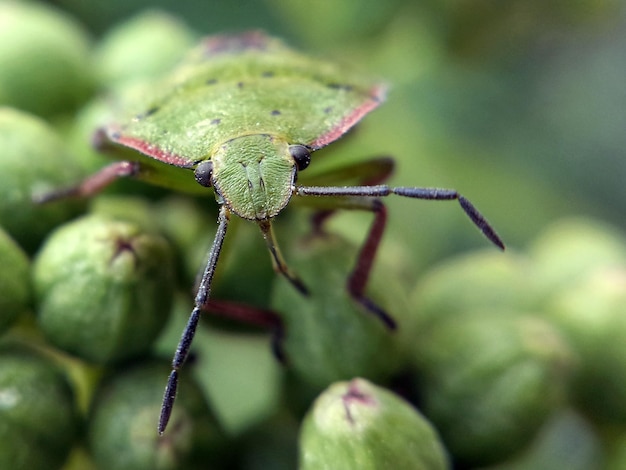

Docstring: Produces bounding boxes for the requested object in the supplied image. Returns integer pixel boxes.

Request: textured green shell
[107,31,386,169]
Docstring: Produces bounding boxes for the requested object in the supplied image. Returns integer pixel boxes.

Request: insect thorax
[211,134,296,221]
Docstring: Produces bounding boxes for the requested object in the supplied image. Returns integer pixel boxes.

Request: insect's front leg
[32,161,142,203]
[160,205,230,435]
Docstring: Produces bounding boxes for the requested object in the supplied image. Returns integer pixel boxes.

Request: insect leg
[202,299,285,362]
[293,190,396,329]
[159,205,230,435]
[258,219,309,295]
[32,161,141,203]
[344,198,396,329]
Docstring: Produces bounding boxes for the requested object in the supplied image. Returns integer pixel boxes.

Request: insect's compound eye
[289,144,311,171]
[194,160,213,187]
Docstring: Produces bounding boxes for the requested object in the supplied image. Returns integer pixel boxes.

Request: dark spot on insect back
[262,71,274,78]
[270,110,281,116]
[323,106,333,114]
[210,118,221,125]
[134,106,160,121]
[237,82,245,89]
[206,78,218,85]
[327,83,353,92]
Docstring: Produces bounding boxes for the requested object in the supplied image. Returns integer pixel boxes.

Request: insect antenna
[159,205,230,435]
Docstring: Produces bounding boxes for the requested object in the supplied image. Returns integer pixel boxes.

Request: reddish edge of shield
[109,131,194,168]
[310,84,387,149]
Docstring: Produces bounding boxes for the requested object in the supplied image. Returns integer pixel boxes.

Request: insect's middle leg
[343,198,396,330]
[201,299,286,362]
[32,161,142,203]
[292,157,397,327]
[298,157,395,234]
[293,193,397,330]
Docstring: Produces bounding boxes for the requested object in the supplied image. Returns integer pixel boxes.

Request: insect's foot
[355,296,397,330]
[271,325,287,364]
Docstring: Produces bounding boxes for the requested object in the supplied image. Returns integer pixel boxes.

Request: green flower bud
[299,378,449,470]
[491,410,603,470]
[548,267,626,424]
[90,195,161,234]
[33,214,174,363]
[0,108,86,252]
[413,313,573,467]
[0,343,79,470]
[530,217,626,300]
[95,10,197,86]
[271,233,409,388]
[0,2,93,117]
[88,359,226,470]
[0,227,30,334]
[411,249,536,329]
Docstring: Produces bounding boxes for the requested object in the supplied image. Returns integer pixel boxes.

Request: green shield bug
[36,31,504,434]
